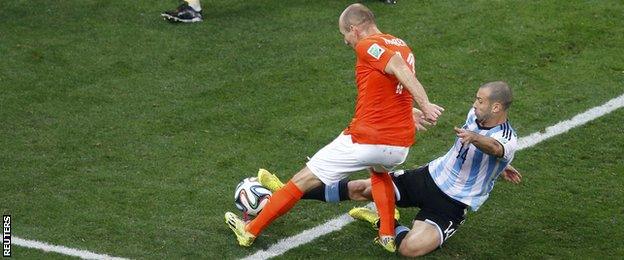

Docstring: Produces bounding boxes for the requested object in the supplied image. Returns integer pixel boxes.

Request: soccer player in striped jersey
[350,81,519,256]
[259,81,521,256]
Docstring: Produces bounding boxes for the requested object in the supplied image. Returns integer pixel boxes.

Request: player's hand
[454,126,477,144]
[421,103,444,125]
[412,108,432,131]
[501,165,522,184]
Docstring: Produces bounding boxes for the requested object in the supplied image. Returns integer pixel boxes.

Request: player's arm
[384,54,443,124]
[454,127,504,157]
[384,54,429,110]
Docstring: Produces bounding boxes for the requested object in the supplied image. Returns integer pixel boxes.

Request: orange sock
[246,181,303,236]
[370,171,396,237]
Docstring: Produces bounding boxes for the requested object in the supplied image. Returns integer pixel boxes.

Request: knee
[397,232,437,257]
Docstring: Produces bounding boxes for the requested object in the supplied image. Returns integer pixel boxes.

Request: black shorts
[392,165,468,245]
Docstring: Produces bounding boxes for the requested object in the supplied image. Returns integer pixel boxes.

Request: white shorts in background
[305,133,409,185]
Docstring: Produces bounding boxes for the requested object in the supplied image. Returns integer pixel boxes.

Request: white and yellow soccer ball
[234,177,272,216]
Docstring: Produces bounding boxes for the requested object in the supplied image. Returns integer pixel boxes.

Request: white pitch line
[517,93,624,149]
[242,214,355,260]
[243,93,624,260]
[13,236,129,260]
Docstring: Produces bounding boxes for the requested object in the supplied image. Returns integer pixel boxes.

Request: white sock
[185,0,202,12]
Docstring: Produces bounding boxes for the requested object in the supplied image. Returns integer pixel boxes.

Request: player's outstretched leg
[224,212,256,247]
[234,167,317,246]
[348,207,400,230]
[259,168,357,204]
[257,168,285,192]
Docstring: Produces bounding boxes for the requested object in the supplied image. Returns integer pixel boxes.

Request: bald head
[481,81,513,110]
[339,3,376,32]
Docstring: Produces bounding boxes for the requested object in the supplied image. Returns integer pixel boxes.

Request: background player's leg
[185,0,202,11]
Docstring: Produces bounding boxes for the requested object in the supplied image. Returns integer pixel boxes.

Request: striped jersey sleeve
[490,121,517,161]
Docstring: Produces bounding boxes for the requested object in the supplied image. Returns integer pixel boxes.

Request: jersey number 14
[456,143,469,165]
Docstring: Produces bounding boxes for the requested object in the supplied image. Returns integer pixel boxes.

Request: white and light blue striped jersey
[428,108,517,211]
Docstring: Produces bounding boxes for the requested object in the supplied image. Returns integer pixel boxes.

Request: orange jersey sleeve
[354,38,396,72]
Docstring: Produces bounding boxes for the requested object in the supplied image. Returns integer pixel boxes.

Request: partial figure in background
[162,0,203,23]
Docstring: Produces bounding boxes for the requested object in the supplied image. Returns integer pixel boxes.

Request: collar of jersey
[474,118,508,130]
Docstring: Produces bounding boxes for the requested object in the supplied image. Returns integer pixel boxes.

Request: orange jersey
[344,34,416,147]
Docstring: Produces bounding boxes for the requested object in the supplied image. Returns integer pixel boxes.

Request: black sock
[394,228,409,252]
[301,179,351,202]
[302,183,326,201]
[338,179,350,201]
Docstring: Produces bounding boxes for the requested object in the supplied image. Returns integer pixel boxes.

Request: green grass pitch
[1,0,623,258]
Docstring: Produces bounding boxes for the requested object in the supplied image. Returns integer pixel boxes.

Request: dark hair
[481,81,513,110]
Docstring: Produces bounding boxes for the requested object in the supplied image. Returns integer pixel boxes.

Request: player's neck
[360,26,382,39]
[481,113,508,128]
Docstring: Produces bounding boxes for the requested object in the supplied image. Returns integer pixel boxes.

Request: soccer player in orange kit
[225,3,443,252]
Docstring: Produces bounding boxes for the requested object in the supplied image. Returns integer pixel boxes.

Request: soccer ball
[234,177,272,216]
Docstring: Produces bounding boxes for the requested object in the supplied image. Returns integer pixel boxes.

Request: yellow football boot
[257,168,285,192]
[374,236,396,253]
[348,207,400,229]
[224,212,256,247]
